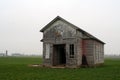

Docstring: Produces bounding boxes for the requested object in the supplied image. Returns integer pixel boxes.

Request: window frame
[69,44,74,58]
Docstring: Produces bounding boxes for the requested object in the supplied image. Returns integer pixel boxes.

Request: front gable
[42,18,77,39]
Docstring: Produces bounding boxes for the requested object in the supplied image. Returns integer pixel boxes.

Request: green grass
[0,57,120,80]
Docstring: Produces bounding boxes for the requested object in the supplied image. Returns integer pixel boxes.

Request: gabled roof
[40,16,105,44]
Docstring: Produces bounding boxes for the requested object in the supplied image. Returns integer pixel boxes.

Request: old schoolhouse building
[40,16,105,68]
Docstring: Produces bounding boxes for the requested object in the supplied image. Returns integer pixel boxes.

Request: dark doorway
[82,40,88,67]
[82,54,88,66]
[53,44,66,66]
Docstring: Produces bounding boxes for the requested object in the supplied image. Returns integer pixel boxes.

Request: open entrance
[82,54,88,67]
[53,44,66,66]
[82,40,88,67]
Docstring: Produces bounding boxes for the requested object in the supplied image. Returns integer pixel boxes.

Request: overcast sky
[0,0,120,55]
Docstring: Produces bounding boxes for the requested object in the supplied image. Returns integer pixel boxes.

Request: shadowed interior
[53,44,66,66]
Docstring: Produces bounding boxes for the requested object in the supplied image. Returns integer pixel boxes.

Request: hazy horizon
[0,0,120,55]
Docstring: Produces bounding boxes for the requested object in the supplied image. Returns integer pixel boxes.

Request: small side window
[70,44,74,58]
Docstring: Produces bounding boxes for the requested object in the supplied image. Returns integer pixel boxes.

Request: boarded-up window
[70,44,74,58]
[45,44,50,59]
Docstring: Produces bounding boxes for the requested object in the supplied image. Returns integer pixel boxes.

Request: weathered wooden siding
[83,40,94,66]
[82,39,104,66]
[43,20,76,39]
[43,43,53,67]
[76,38,82,67]
[93,41,104,64]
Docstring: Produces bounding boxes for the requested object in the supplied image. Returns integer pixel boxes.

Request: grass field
[0,57,120,80]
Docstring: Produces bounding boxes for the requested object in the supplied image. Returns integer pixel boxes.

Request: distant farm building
[40,16,105,68]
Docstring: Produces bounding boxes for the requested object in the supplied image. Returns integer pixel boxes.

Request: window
[70,44,74,58]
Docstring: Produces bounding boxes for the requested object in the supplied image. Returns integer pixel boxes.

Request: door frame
[52,44,66,66]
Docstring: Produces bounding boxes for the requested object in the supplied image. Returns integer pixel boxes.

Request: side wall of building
[83,39,94,66]
[83,39,104,66]
[93,41,104,65]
